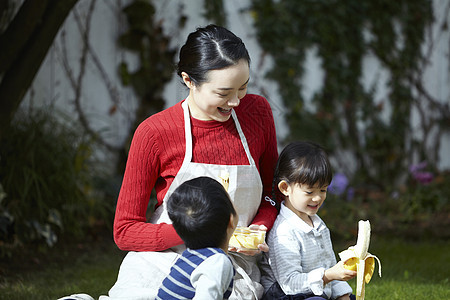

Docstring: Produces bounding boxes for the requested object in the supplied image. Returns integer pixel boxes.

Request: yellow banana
[339,220,382,300]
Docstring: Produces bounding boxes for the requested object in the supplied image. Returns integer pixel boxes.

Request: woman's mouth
[218,107,232,116]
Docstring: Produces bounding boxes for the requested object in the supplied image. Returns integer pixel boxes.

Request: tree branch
[0,0,50,75]
[71,0,120,152]
[0,0,79,138]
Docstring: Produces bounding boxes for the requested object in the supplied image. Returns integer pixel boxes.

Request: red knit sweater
[114,94,278,251]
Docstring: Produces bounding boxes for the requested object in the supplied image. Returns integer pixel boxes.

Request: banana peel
[339,220,381,300]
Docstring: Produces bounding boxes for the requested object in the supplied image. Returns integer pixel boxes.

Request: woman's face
[184,59,250,122]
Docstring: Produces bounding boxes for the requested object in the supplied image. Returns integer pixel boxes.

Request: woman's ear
[181,72,194,89]
[278,180,290,196]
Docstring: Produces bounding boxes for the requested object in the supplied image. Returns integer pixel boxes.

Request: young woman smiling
[106,25,279,300]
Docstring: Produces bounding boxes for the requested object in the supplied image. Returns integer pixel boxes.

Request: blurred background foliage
[116,0,180,174]
[0,108,115,257]
[0,0,449,258]
[249,0,446,188]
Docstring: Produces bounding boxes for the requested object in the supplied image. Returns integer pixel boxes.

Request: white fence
[22,0,450,170]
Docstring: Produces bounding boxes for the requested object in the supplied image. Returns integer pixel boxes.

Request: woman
[107,24,278,300]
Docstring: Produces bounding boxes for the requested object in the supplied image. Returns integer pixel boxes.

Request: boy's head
[167,176,237,250]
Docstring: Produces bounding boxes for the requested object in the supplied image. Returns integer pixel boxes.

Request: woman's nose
[228,93,240,107]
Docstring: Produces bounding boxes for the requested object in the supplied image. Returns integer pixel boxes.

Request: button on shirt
[260,202,352,299]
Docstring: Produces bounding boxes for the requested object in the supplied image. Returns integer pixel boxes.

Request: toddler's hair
[273,141,333,201]
[167,176,236,249]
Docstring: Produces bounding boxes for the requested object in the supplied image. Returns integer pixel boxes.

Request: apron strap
[181,100,193,163]
[231,109,256,166]
[155,100,192,217]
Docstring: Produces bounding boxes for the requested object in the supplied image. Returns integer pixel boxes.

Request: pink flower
[409,161,434,185]
[412,171,434,185]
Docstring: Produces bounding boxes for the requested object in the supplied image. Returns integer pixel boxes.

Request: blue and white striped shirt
[157,247,234,299]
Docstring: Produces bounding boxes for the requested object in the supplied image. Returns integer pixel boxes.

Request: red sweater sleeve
[113,115,183,251]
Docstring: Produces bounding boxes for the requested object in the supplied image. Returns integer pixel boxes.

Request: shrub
[0,109,114,256]
[321,171,450,242]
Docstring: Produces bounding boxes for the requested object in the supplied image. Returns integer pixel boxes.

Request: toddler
[259,141,356,300]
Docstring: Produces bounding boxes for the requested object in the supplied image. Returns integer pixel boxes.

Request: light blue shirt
[260,202,352,299]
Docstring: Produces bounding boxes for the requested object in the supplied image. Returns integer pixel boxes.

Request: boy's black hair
[167,176,237,249]
[273,141,333,202]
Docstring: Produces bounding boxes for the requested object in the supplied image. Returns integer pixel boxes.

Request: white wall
[22,0,450,170]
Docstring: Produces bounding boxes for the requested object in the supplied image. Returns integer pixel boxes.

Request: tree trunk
[0,0,79,139]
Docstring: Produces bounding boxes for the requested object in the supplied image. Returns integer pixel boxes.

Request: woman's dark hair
[273,141,333,202]
[167,176,237,249]
[177,24,250,86]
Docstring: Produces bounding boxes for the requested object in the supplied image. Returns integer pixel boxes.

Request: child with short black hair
[260,141,357,300]
[156,176,238,300]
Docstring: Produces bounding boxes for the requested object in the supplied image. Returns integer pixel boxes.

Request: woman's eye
[217,93,228,97]
[321,190,327,193]
[305,191,313,195]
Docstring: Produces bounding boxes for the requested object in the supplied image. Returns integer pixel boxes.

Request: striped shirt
[157,247,234,299]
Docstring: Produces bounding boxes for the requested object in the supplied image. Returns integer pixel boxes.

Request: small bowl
[228,227,266,250]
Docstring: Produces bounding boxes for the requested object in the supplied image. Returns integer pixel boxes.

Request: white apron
[104,101,264,300]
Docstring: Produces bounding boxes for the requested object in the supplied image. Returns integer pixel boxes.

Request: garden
[0,0,449,299]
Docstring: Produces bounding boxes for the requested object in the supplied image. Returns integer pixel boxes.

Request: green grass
[0,237,125,300]
[0,236,449,299]
[341,236,450,299]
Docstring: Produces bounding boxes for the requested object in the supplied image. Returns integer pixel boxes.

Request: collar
[279,201,325,236]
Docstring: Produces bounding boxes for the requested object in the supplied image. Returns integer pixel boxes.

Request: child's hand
[323,261,357,284]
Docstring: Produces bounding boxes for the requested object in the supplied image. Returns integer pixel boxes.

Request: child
[156,176,238,300]
[259,141,357,300]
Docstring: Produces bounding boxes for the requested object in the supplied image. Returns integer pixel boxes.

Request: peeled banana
[228,227,266,250]
[339,220,382,300]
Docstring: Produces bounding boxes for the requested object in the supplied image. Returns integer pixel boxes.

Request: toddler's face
[283,182,328,223]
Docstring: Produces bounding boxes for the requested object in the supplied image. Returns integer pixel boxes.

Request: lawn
[0,235,125,300]
[0,235,449,299]
[343,236,450,299]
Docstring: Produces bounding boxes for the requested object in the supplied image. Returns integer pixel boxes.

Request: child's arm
[268,234,355,297]
[268,234,326,295]
[191,254,234,299]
